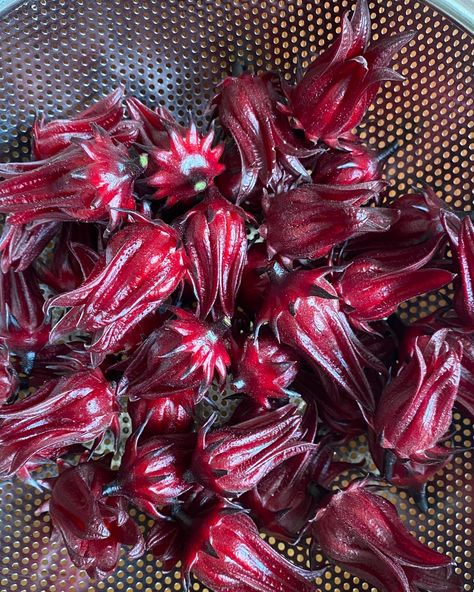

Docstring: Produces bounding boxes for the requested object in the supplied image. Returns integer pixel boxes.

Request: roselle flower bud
[236,242,270,316]
[36,225,99,294]
[211,72,312,201]
[443,215,474,329]
[257,264,384,416]
[0,340,18,405]
[312,141,384,186]
[231,330,299,408]
[0,127,147,233]
[119,308,229,401]
[381,313,473,502]
[335,240,455,328]
[312,480,458,591]
[176,188,248,320]
[146,119,225,207]
[374,329,462,480]
[260,184,397,263]
[103,432,195,518]
[48,218,187,355]
[181,500,319,592]
[191,404,317,496]
[32,88,140,159]
[0,221,60,272]
[0,267,50,370]
[0,369,119,479]
[243,401,350,542]
[48,461,144,579]
[349,186,448,252]
[128,392,195,436]
[282,0,414,145]
[390,315,474,500]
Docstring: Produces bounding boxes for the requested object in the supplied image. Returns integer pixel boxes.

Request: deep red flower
[231,330,299,408]
[147,490,320,589]
[128,392,195,437]
[335,239,454,329]
[0,128,147,233]
[146,120,225,207]
[0,340,18,405]
[102,431,195,518]
[176,188,248,320]
[181,500,319,592]
[312,480,459,592]
[260,184,397,263]
[312,141,383,186]
[0,369,120,479]
[0,221,60,272]
[443,215,474,329]
[373,329,462,480]
[281,0,414,146]
[348,186,448,252]
[47,217,187,355]
[399,311,474,427]
[243,401,351,542]
[0,267,50,370]
[48,461,144,579]
[190,404,317,496]
[256,264,383,416]
[380,314,472,506]
[211,72,312,201]
[119,308,230,401]
[32,87,139,159]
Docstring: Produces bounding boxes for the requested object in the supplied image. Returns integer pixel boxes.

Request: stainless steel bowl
[0,1,472,591]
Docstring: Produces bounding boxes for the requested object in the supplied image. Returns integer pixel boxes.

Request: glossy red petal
[257,266,383,416]
[49,461,144,579]
[48,219,188,353]
[261,184,396,262]
[0,267,50,365]
[176,188,248,320]
[374,329,462,468]
[312,480,457,592]
[212,72,314,201]
[0,369,119,479]
[231,330,299,407]
[119,308,230,401]
[32,88,136,159]
[191,404,317,496]
[104,432,195,517]
[182,501,318,592]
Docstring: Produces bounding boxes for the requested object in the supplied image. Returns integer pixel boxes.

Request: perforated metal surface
[0,0,472,591]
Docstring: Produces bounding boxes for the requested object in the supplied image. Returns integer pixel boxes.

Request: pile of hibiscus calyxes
[0,1,472,589]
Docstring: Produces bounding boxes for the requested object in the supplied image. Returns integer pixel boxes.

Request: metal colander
[0,0,473,591]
